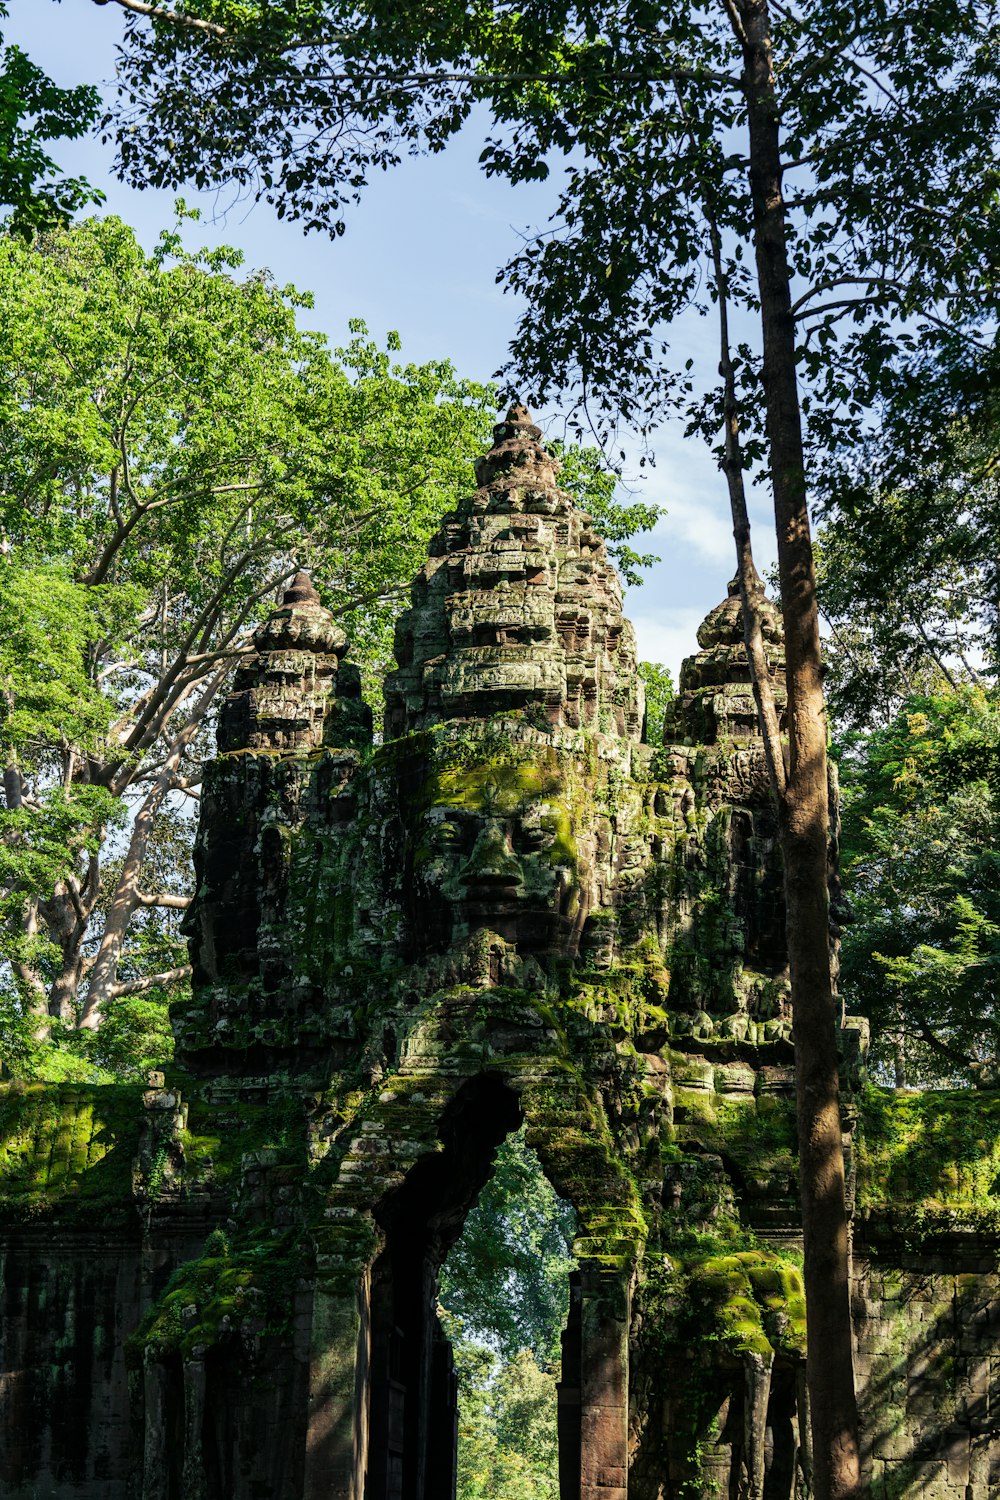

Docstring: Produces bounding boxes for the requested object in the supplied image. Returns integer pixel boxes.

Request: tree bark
[79,663,227,1029]
[706,208,787,803]
[730,2,862,1496]
[40,859,101,1024]
[109,964,192,998]
[10,897,52,1038]
[79,774,174,1029]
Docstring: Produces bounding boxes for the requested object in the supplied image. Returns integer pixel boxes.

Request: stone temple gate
[4,408,1000,1499]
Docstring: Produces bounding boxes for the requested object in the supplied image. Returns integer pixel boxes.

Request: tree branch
[108,964,192,998]
[93,0,227,39]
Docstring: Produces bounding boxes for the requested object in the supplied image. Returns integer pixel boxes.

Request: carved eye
[517,821,547,851]
[433,821,463,851]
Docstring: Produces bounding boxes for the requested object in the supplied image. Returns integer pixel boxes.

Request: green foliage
[551,441,661,586]
[856,1086,1000,1233]
[684,1249,806,1361]
[0,3,102,233]
[452,1338,559,1500]
[0,1081,142,1223]
[440,1125,575,1368]
[638,661,674,746]
[816,427,1000,731]
[0,214,494,663]
[47,992,176,1083]
[132,1228,307,1358]
[838,685,1000,1083]
[104,1,1000,465]
[0,559,124,767]
[439,1129,571,1500]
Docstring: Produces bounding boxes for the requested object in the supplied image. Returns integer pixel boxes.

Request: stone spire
[473,401,561,489]
[384,405,644,739]
[218,570,371,752]
[665,575,786,744]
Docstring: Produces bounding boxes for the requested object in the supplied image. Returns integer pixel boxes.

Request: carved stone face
[404,752,588,960]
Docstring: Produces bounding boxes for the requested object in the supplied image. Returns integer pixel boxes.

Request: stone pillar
[142,1352,172,1500]
[743,1349,774,1499]
[579,1269,630,1500]
[181,1355,208,1500]
[425,1325,459,1500]
[302,1275,370,1500]
[558,1275,583,1500]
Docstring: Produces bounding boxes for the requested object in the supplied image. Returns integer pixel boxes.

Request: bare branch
[93,0,227,39]
[108,964,192,998]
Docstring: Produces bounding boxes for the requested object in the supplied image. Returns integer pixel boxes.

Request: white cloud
[628,607,706,682]
[652,488,735,568]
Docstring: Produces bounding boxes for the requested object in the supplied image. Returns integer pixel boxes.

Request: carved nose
[459,821,522,888]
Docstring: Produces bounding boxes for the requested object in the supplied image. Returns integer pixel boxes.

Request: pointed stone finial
[384,399,643,740]
[216,566,374,753]
[502,402,543,438]
[284,569,321,607]
[473,400,560,490]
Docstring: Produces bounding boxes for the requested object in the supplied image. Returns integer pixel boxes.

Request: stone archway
[364,1073,521,1500]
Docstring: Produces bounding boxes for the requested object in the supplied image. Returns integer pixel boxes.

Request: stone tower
[2,409,1000,1500]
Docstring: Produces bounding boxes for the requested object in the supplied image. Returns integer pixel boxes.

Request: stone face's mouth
[460,874,526,911]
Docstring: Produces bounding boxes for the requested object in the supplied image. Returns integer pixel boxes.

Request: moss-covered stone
[0,1082,142,1224]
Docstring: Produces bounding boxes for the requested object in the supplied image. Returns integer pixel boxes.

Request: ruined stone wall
[854,1251,1000,1498]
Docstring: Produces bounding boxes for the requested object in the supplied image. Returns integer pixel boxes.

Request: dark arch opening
[365,1074,523,1500]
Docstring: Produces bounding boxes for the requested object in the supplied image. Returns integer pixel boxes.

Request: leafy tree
[0,2,102,232]
[838,686,1000,1088]
[451,1339,559,1500]
[440,1125,575,1369]
[441,1127,569,1500]
[816,425,1000,733]
[638,661,674,746]
[552,442,661,589]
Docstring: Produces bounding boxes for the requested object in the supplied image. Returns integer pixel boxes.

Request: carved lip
[460,874,523,901]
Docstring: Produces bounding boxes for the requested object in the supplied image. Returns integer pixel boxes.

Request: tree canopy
[440,1125,575,1370]
[816,416,999,732]
[838,686,1000,1088]
[100,0,1000,453]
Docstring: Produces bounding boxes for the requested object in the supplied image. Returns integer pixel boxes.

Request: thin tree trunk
[11,896,51,1038]
[730,2,862,1496]
[893,1031,907,1090]
[706,209,787,802]
[4,764,22,810]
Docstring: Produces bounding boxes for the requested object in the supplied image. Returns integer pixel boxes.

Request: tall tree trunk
[730,2,862,1496]
[706,208,787,801]
[41,859,101,1024]
[79,776,172,1030]
[79,665,226,1029]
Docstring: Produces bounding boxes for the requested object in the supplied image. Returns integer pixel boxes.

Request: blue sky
[7,0,780,679]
